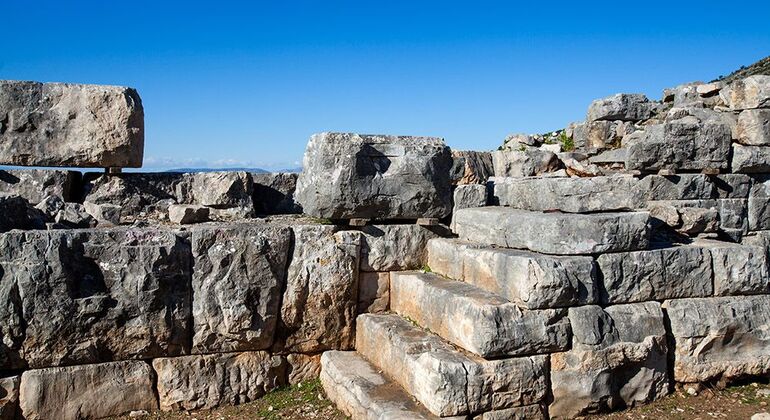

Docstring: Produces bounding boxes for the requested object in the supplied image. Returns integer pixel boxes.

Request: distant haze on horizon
[2,1,769,170]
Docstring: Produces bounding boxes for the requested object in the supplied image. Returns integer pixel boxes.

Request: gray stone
[451,150,494,185]
[278,225,360,353]
[54,202,95,228]
[550,302,669,418]
[491,150,560,178]
[589,148,628,164]
[0,228,191,369]
[720,75,770,110]
[84,201,122,226]
[19,361,157,419]
[168,204,210,224]
[453,184,487,210]
[357,272,389,314]
[695,239,770,296]
[0,81,144,167]
[252,172,302,214]
[597,245,713,304]
[737,109,770,145]
[0,195,45,233]
[732,144,770,173]
[153,352,286,411]
[587,93,654,122]
[294,132,453,219]
[356,313,549,417]
[664,295,770,383]
[427,237,597,309]
[454,207,650,255]
[190,224,291,353]
[473,405,547,420]
[0,169,78,204]
[188,171,254,212]
[749,176,770,231]
[390,271,570,357]
[286,353,321,385]
[359,224,444,272]
[0,376,19,420]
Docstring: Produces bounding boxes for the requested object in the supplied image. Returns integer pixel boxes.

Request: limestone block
[451,150,494,185]
[695,239,770,296]
[252,172,302,214]
[737,109,770,145]
[720,75,770,110]
[286,353,321,385]
[357,272,389,314]
[359,224,445,272]
[732,144,770,173]
[586,93,654,122]
[0,169,78,204]
[491,150,560,178]
[168,204,209,224]
[0,376,19,420]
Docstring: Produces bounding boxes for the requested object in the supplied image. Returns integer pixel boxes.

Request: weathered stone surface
[0,376,19,420]
[454,207,650,255]
[359,224,444,272]
[749,176,770,231]
[737,109,770,146]
[0,228,191,369]
[587,93,653,122]
[491,150,560,178]
[647,198,749,236]
[694,239,770,296]
[153,352,286,411]
[357,272,389,314]
[0,81,144,167]
[54,202,95,228]
[473,405,547,420]
[320,351,458,420]
[0,169,78,204]
[451,150,494,185]
[190,224,291,353]
[83,201,122,226]
[295,133,453,219]
[356,313,549,417]
[252,172,302,214]
[451,184,488,230]
[391,271,570,357]
[597,245,713,304]
[427,238,597,309]
[278,225,360,353]
[664,295,770,383]
[720,75,770,110]
[19,361,157,419]
[0,195,45,233]
[732,144,770,173]
[169,204,210,224]
[626,118,732,171]
[286,353,321,385]
[550,302,669,418]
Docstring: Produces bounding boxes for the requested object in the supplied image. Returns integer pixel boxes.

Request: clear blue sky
[2,1,769,170]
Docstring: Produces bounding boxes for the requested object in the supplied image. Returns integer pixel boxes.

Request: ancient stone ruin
[1,74,770,419]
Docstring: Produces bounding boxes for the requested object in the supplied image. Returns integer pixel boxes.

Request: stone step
[453,207,650,255]
[426,238,598,309]
[355,313,549,417]
[390,271,570,358]
[320,351,461,420]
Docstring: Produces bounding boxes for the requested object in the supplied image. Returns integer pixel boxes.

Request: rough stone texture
[597,245,713,304]
[664,295,770,383]
[749,176,770,231]
[0,169,78,204]
[0,228,191,369]
[357,271,389,314]
[294,132,453,219]
[491,150,560,178]
[737,109,770,146]
[0,376,19,420]
[451,150,494,185]
[278,225,360,353]
[453,184,487,210]
[695,239,770,296]
[320,351,458,420]
[252,172,302,214]
[169,204,210,224]
[390,271,570,357]
[359,224,445,272]
[454,207,650,255]
[550,302,669,418]
[190,224,291,354]
[19,361,157,419]
[427,238,597,309]
[473,405,547,420]
[720,75,770,110]
[0,195,44,233]
[587,93,653,122]
[646,198,749,236]
[626,118,732,171]
[732,144,770,173]
[83,201,122,226]
[0,81,144,167]
[286,353,321,385]
[153,352,286,411]
[356,313,549,417]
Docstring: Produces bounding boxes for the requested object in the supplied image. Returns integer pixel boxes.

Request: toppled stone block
[454,207,650,255]
[597,245,713,304]
[587,93,654,122]
[357,271,389,314]
[451,150,494,185]
[720,75,770,110]
[168,204,210,224]
[737,109,770,146]
[491,150,560,178]
[0,228,192,369]
[0,376,19,420]
[550,302,669,418]
[277,225,360,353]
[0,81,144,167]
[252,172,302,214]
[191,224,291,353]
[359,224,445,272]
[664,295,770,383]
[0,169,78,204]
[294,133,453,219]
[153,352,286,411]
[19,361,157,419]
[732,144,770,173]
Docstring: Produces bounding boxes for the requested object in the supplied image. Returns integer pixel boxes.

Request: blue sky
[2,1,769,170]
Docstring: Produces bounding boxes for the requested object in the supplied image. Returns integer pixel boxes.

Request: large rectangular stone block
[720,75,770,110]
[696,239,770,296]
[359,224,446,272]
[295,132,453,219]
[0,169,78,204]
[0,80,144,167]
